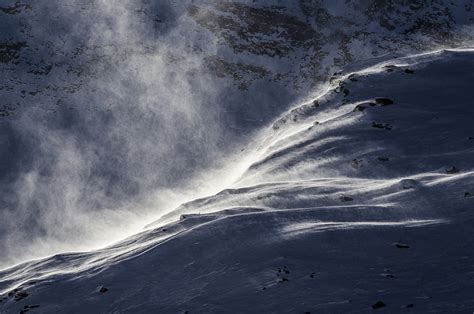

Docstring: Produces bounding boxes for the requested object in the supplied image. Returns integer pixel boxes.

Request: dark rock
[394,242,410,249]
[446,166,459,174]
[372,301,386,309]
[278,278,289,283]
[343,88,350,96]
[385,274,395,278]
[377,157,389,162]
[351,158,363,168]
[26,305,40,309]
[14,291,29,301]
[464,192,471,198]
[405,304,414,308]
[372,122,392,130]
[310,272,315,278]
[339,195,354,202]
[404,68,415,74]
[99,286,108,293]
[312,100,319,107]
[375,97,394,105]
[400,179,416,189]
[384,65,397,72]
[349,74,358,81]
[0,41,27,64]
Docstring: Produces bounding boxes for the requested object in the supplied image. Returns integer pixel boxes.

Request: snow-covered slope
[1,48,473,313]
[1,0,474,268]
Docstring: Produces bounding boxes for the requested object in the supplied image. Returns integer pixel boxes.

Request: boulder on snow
[372,121,392,130]
[99,286,108,293]
[393,242,410,249]
[375,97,394,106]
[384,64,397,72]
[372,301,386,309]
[14,291,29,301]
[348,74,358,81]
[399,179,418,190]
[445,166,459,174]
[339,195,354,202]
[351,158,364,168]
[354,102,376,112]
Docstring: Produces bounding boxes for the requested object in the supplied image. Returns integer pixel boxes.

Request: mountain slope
[1,48,473,313]
[1,0,474,268]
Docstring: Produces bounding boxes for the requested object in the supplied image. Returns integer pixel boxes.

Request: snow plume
[0,0,230,268]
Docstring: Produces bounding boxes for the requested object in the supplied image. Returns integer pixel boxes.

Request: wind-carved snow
[1,49,474,312]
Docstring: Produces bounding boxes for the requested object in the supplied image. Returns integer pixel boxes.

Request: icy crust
[1,49,474,313]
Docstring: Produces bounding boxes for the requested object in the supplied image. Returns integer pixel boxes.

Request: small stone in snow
[99,287,108,293]
[375,97,394,105]
[446,166,459,174]
[14,291,29,301]
[339,195,354,202]
[394,242,410,249]
[372,121,392,130]
[372,301,386,309]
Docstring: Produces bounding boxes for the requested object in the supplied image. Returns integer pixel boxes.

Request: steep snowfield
[2,0,474,269]
[1,48,473,313]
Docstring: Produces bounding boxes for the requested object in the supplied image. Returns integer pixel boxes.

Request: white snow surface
[1,48,474,313]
